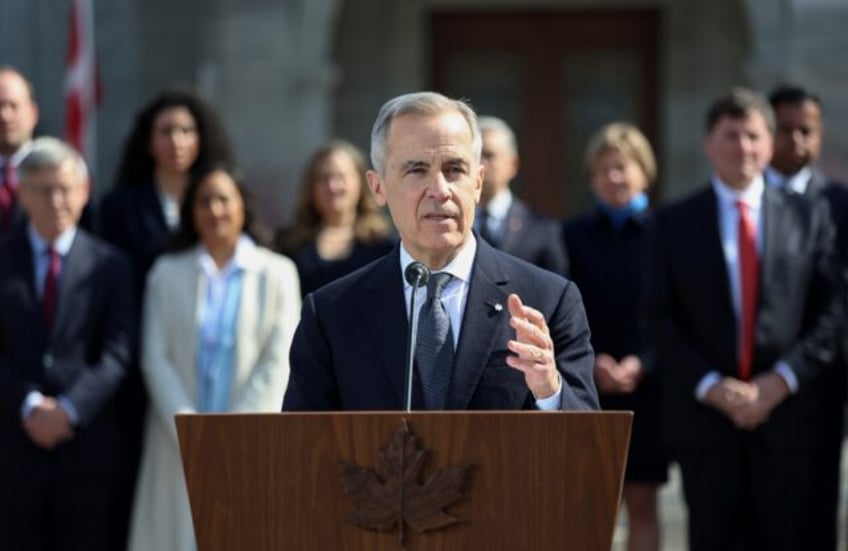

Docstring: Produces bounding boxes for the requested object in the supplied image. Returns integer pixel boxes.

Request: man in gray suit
[767,85,848,551]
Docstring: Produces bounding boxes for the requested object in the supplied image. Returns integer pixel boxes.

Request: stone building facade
[2,0,846,224]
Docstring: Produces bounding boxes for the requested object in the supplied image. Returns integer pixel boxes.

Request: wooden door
[431,10,659,218]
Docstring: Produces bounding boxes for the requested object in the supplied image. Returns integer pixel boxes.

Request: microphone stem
[404,275,423,412]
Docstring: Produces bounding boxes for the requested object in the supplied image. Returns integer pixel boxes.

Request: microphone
[403,261,430,411]
[405,261,430,288]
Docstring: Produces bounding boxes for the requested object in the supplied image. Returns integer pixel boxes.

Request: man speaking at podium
[283,92,598,412]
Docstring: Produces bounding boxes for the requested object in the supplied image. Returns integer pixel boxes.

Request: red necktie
[0,163,15,230]
[737,200,759,381]
[44,247,61,331]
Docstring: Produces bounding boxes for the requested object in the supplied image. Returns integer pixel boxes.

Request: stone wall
[3,0,848,225]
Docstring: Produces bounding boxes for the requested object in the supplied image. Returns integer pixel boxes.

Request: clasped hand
[23,396,75,450]
[705,372,790,431]
[594,353,643,394]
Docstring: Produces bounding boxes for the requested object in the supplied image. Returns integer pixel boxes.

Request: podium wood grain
[177,411,631,551]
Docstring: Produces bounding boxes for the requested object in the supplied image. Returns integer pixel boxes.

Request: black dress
[96,181,173,550]
[279,237,396,297]
[562,208,669,483]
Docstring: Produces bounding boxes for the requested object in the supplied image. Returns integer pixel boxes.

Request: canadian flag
[64,0,100,177]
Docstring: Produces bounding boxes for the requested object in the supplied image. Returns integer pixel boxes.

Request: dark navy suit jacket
[97,182,171,306]
[283,237,598,411]
[483,198,568,276]
[0,228,133,475]
[807,168,848,264]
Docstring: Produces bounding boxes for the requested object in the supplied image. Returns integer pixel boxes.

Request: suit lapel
[804,167,828,197]
[448,241,510,409]
[694,189,737,334]
[362,248,409,406]
[11,231,43,335]
[499,199,527,253]
[757,188,782,338]
[140,182,169,233]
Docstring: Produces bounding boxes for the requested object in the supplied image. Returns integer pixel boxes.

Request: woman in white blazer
[128,165,301,551]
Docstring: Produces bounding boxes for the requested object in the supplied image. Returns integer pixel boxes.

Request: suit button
[43,353,54,369]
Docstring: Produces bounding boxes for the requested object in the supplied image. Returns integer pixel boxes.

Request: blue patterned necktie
[416,272,454,409]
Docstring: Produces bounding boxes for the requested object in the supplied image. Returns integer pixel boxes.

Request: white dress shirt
[0,140,33,185]
[476,188,513,241]
[155,186,181,231]
[766,165,812,195]
[399,234,562,409]
[695,176,798,400]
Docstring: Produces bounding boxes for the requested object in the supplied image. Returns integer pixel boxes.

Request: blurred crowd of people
[0,61,846,551]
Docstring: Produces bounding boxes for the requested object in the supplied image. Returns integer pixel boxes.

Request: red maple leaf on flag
[65,0,101,177]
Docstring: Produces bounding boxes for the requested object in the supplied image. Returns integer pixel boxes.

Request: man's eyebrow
[443,157,470,167]
[400,160,428,172]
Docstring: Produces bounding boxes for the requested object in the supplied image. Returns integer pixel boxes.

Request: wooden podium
[177,411,631,551]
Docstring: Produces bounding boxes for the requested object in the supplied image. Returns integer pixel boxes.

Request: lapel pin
[485,301,504,314]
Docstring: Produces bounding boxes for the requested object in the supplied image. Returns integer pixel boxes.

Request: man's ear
[509,153,520,180]
[366,170,387,207]
[80,178,92,207]
[473,163,484,203]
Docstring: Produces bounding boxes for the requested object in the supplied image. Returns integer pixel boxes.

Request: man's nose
[427,173,451,198]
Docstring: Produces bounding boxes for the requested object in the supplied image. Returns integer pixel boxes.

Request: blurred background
[2,0,847,233]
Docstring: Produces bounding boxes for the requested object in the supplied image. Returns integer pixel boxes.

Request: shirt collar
[711,173,765,209]
[197,235,258,277]
[482,188,513,220]
[399,233,477,288]
[27,223,77,256]
[2,141,34,168]
[765,165,812,195]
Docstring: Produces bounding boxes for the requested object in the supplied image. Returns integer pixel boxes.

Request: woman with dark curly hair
[275,139,395,296]
[98,89,237,295]
[95,89,236,550]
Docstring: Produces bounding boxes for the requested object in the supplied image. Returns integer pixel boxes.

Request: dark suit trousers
[677,437,813,551]
[0,453,115,551]
[805,364,846,551]
[107,356,148,551]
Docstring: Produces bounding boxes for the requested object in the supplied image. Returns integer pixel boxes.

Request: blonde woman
[562,122,668,551]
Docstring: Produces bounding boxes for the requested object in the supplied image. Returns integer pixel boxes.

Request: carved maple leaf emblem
[340,421,470,539]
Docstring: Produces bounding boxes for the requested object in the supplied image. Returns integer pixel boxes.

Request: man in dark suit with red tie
[283,92,597,412]
[0,137,133,550]
[647,88,841,551]
[0,66,39,233]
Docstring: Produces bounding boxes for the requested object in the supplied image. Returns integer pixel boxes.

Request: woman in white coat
[128,164,301,551]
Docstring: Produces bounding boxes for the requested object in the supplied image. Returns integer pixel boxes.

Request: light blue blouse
[195,236,255,412]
